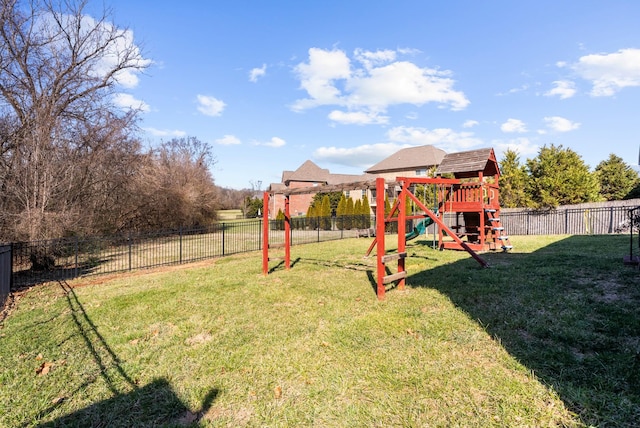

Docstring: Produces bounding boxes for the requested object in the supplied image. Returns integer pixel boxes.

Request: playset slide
[405,217,434,241]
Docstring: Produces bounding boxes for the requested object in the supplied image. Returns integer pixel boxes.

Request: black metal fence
[0,244,11,308]
[8,217,371,289]
[5,205,639,292]
[499,205,637,235]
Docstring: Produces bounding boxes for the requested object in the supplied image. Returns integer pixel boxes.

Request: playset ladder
[485,209,513,251]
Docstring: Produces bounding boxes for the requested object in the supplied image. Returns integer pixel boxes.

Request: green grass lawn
[216,209,244,221]
[1,235,638,427]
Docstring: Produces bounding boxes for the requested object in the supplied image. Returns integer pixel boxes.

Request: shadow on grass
[35,281,219,427]
[404,235,640,426]
[12,258,113,291]
[267,257,302,274]
[293,257,381,293]
[38,378,218,427]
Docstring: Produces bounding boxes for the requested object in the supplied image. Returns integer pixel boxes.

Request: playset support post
[262,191,269,275]
[375,177,386,298]
[284,194,291,269]
[397,180,407,291]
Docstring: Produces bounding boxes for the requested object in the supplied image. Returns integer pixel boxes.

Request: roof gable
[435,148,500,178]
[286,160,330,183]
[365,145,446,173]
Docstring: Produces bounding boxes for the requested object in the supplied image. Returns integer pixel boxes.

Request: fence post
[0,245,12,308]
[222,222,225,257]
[10,243,13,291]
[128,232,132,271]
[609,206,614,234]
[74,236,79,278]
[179,227,183,264]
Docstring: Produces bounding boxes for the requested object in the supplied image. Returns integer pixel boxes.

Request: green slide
[405,217,435,241]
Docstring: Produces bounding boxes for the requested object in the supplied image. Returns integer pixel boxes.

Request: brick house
[267,145,447,219]
[267,160,373,218]
[364,145,446,180]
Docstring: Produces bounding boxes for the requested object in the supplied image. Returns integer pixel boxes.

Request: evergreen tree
[275,209,285,231]
[595,154,640,201]
[321,195,332,230]
[354,199,362,228]
[306,205,317,229]
[244,196,264,218]
[361,194,371,228]
[311,191,343,215]
[336,194,347,230]
[345,197,354,229]
[526,144,600,208]
[627,183,640,200]
[499,149,531,208]
[414,184,438,211]
[384,194,396,232]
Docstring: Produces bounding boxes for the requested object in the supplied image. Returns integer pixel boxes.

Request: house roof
[281,160,371,186]
[286,160,330,183]
[327,173,374,185]
[435,148,500,178]
[365,145,447,173]
[268,182,287,192]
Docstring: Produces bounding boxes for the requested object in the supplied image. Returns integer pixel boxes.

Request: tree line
[2,1,638,245]
[0,0,223,242]
[499,145,640,209]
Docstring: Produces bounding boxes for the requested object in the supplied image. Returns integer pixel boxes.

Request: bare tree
[129,137,219,231]
[0,0,149,240]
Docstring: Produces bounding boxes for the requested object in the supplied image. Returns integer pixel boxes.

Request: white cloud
[38,13,151,89]
[108,28,152,88]
[327,110,389,125]
[113,93,150,111]
[249,64,267,82]
[545,80,576,99]
[499,84,529,96]
[291,48,351,111]
[501,118,527,133]
[197,95,226,117]
[386,126,483,153]
[314,126,485,168]
[347,61,469,110]
[291,47,469,120]
[215,135,241,145]
[463,120,479,128]
[254,137,286,148]
[573,48,640,96]
[314,143,410,168]
[353,48,397,70]
[143,127,187,138]
[493,138,540,159]
[544,116,580,132]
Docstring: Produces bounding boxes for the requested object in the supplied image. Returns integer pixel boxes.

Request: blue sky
[102,1,640,189]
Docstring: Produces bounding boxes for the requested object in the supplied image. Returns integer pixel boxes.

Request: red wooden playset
[261,148,512,299]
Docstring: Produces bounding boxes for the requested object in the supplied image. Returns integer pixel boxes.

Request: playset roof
[365,145,446,173]
[435,148,500,178]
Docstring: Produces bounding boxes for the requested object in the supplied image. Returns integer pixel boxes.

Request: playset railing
[441,182,499,212]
